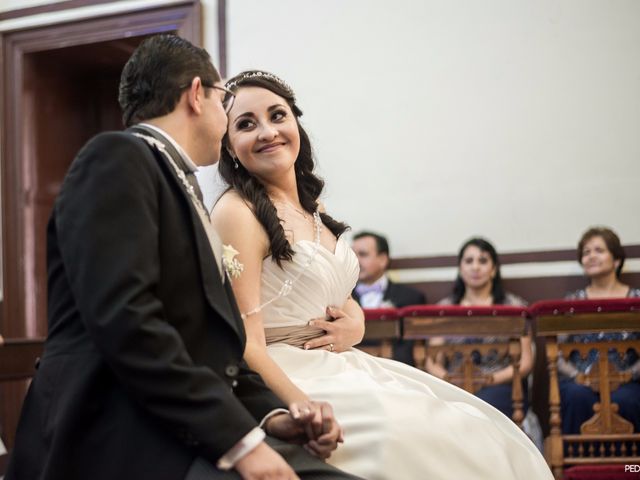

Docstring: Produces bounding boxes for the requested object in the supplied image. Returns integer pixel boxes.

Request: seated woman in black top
[426,238,534,418]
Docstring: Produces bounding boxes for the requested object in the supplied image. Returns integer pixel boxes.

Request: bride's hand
[291,401,344,459]
[265,401,316,444]
[304,306,363,353]
[265,401,344,459]
[302,401,344,459]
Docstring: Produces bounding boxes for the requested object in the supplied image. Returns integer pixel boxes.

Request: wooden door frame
[0,1,201,449]
[0,1,201,338]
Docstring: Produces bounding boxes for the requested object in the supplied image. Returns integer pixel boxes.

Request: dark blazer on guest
[7,131,284,480]
[352,278,426,309]
[353,279,426,365]
[384,281,427,308]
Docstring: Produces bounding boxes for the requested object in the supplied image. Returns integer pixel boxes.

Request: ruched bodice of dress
[261,238,359,329]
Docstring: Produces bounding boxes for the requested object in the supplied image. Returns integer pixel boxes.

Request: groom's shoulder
[80,130,149,156]
[71,130,157,174]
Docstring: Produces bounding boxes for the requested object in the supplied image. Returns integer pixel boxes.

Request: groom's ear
[185,76,205,115]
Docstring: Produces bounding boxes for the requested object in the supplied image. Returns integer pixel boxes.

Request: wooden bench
[401,304,529,425]
[0,338,45,382]
[360,308,402,359]
[531,298,640,480]
[0,338,45,473]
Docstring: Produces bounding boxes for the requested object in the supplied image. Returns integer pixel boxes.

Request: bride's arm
[211,193,309,405]
[303,203,365,352]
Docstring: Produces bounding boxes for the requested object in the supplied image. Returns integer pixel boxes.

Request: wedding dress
[259,232,552,479]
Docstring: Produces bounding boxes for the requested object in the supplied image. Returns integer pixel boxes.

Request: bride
[211,70,552,480]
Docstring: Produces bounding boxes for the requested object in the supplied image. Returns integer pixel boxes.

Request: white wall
[222,0,640,258]
[2,0,639,260]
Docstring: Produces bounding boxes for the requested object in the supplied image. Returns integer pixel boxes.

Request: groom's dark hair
[119,34,219,127]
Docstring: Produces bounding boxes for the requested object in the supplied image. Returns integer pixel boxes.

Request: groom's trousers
[185,436,363,479]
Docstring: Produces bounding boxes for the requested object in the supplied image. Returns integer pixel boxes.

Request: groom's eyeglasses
[178,82,235,114]
[209,85,235,114]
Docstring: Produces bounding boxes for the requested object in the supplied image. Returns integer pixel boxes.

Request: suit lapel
[128,127,245,339]
[383,280,394,302]
[352,289,361,304]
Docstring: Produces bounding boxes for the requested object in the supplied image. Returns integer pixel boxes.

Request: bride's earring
[228,149,239,169]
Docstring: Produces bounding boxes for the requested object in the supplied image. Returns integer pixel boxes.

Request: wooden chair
[359,308,401,359]
[0,338,44,382]
[0,338,45,474]
[531,298,640,480]
[401,304,529,426]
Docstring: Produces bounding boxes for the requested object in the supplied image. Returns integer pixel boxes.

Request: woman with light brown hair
[559,227,640,435]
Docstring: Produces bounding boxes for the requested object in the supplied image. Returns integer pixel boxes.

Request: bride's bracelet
[241,307,261,321]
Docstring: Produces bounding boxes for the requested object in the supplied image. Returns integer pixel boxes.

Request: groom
[7,35,358,480]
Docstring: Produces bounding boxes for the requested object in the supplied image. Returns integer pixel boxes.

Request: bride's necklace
[271,198,312,221]
[241,210,322,320]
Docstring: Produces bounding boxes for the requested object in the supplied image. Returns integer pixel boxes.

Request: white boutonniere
[222,244,244,280]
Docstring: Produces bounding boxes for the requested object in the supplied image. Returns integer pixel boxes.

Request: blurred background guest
[426,237,541,447]
[352,231,426,365]
[559,227,640,435]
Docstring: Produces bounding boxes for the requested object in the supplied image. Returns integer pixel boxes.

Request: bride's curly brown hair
[218,70,349,267]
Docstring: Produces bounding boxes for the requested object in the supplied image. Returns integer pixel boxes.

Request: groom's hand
[235,442,299,480]
[265,401,344,459]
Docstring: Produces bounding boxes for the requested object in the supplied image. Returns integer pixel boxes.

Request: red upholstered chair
[531,299,640,480]
[360,308,402,359]
[400,304,529,426]
[563,464,638,480]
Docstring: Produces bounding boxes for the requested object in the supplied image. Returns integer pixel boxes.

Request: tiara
[225,70,295,98]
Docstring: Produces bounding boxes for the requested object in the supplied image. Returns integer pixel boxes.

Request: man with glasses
[8,34,358,480]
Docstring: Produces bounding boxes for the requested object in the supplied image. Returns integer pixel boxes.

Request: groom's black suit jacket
[7,131,284,480]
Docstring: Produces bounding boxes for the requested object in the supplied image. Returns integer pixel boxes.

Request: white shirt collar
[355,274,389,295]
[369,274,389,291]
[138,123,198,173]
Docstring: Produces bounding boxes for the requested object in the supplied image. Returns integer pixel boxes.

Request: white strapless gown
[261,238,552,480]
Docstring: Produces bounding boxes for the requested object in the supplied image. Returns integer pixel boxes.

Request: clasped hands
[265,400,344,458]
[235,400,343,480]
[303,306,362,353]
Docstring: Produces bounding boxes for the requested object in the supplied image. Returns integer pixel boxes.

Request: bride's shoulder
[211,190,253,219]
[211,191,252,223]
[210,190,266,244]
